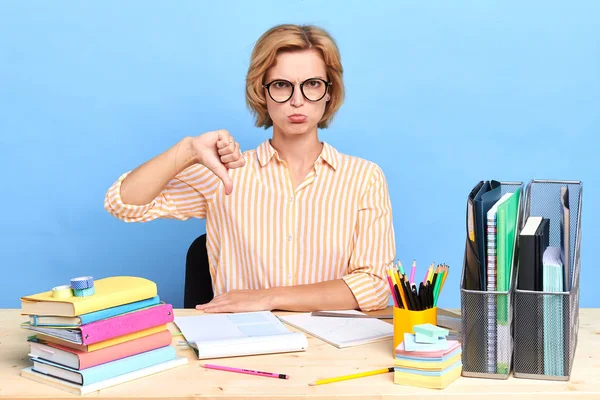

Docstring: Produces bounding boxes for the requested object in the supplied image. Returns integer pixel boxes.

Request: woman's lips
[288,114,307,123]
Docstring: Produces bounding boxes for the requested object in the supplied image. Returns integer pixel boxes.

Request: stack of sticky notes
[17,276,188,395]
[393,323,462,389]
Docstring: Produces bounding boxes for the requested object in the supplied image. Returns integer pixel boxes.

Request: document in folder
[560,186,571,291]
[464,181,485,291]
[464,180,502,291]
[477,180,502,290]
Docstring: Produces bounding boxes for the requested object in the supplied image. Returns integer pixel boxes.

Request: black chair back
[183,234,214,308]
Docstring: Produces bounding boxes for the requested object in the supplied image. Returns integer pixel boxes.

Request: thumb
[211,162,233,195]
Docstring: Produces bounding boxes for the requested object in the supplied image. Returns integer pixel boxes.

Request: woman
[104,24,396,313]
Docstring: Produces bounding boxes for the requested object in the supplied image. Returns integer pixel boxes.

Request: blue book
[29,296,161,326]
[30,346,175,385]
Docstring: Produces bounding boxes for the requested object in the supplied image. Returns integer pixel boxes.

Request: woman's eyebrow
[267,75,327,82]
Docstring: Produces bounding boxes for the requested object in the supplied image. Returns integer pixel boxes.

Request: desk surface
[1,308,598,400]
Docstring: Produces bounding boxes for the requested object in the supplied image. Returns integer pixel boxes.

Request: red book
[28,330,173,370]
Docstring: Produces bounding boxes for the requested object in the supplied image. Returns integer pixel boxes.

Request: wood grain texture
[1,307,598,399]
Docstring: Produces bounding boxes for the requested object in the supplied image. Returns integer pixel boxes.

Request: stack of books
[393,323,462,389]
[19,276,188,395]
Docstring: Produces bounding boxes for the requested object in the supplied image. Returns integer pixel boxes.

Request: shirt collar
[256,140,338,171]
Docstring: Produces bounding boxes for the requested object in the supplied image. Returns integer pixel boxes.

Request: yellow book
[20,276,157,317]
[33,325,167,352]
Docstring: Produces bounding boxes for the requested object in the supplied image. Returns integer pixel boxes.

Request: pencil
[427,262,434,283]
[309,367,394,386]
[385,271,399,307]
[396,259,405,276]
[433,266,444,306]
[395,273,408,309]
[422,267,429,284]
[389,268,404,308]
[441,264,449,291]
[202,363,289,379]
[409,259,416,284]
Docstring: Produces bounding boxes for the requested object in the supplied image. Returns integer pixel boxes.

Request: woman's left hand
[195,289,273,313]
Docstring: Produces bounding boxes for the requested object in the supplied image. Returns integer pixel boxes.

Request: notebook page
[278,312,393,348]
[174,311,294,342]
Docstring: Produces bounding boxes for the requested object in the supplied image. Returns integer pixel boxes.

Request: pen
[309,367,394,386]
[402,277,414,310]
[411,284,421,310]
[393,284,404,309]
[201,363,289,379]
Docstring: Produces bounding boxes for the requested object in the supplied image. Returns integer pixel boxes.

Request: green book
[496,187,521,374]
[496,187,520,321]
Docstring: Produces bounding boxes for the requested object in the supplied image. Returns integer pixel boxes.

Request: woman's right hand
[190,129,246,195]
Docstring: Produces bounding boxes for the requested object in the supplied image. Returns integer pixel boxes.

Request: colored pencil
[202,364,289,379]
[309,367,394,386]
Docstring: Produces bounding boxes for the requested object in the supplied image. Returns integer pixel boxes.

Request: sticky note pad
[403,333,448,352]
[415,332,442,344]
[413,323,449,338]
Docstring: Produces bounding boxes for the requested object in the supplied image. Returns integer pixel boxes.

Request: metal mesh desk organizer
[459,179,582,381]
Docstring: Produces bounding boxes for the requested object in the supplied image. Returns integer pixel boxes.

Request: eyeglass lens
[267,79,327,102]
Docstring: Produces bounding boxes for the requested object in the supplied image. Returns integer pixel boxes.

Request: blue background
[1,1,598,309]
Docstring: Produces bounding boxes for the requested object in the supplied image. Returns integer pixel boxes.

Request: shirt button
[287,273,292,279]
[289,196,294,202]
[288,235,292,241]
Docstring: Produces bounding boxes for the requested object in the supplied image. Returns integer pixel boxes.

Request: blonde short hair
[245,24,345,129]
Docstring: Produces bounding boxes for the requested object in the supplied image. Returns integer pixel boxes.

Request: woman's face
[264,49,330,136]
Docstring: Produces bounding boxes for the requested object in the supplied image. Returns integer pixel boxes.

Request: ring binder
[459,181,523,379]
[513,180,583,381]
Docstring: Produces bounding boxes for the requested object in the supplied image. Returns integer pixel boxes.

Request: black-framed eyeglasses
[263,78,331,103]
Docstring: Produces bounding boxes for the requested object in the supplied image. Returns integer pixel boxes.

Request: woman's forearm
[267,279,359,312]
[120,137,197,206]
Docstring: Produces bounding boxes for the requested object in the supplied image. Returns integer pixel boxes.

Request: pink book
[78,304,174,345]
[29,330,173,370]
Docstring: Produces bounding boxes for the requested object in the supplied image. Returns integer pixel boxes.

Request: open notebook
[278,310,393,348]
[173,311,308,359]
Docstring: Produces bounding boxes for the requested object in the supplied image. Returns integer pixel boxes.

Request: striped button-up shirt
[104,140,396,310]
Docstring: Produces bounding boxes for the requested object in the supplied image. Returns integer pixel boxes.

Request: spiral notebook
[278,310,393,348]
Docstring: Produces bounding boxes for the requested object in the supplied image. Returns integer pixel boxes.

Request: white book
[20,356,188,396]
[278,310,393,348]
[173,311,308,359]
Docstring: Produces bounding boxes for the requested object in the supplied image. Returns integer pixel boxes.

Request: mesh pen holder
[459,181,523,379]
[513,180,583,381]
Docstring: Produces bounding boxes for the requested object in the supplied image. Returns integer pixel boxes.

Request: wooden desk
[1,308,598,399]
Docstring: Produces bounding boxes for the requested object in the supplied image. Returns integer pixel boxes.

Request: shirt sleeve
[104,164,221,222]
[342,164,396,311]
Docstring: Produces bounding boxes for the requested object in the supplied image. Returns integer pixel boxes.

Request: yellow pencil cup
[392,306,437,356]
